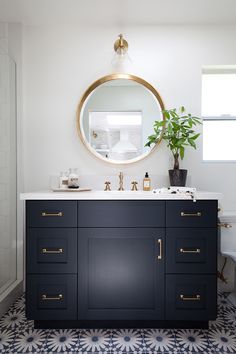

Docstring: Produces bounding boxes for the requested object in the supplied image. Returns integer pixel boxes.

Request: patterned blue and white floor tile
[0,291,236,353]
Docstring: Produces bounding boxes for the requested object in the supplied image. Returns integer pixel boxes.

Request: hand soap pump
[143,172,151,191]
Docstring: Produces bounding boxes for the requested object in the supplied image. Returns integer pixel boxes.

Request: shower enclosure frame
[0,53,23,317]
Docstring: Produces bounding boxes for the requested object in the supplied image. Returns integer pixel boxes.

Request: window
[202,67,236,161]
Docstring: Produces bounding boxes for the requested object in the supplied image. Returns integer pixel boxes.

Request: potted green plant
[145,106,202,186]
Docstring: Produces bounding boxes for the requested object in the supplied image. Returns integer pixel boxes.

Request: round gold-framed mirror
[77,73,165,165]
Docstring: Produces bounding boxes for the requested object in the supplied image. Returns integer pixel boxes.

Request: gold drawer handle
[218,222,232,228]
[180,248,200,254]
[157,238,163,260]
[180,294,201,301]
[42,248,63,254]
[42,294,63,301]
[181,212,201,217]
[41,212,63,217]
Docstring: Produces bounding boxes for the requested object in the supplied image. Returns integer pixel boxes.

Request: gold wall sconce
[112,34,132,71]
[114,34,129,56]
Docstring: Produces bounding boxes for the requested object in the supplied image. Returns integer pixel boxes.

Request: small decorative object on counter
[152,186,197,201]
[59,171,69,189]
[143,172,151,191]
[68,168,79,189]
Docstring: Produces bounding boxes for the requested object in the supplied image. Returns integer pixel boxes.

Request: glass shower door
[0,54,17,295]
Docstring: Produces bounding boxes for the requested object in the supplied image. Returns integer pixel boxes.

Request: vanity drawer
[26,228,77,273]
[27,200,77,228]
[26,274,77,320]
[166,274,217,321]
[166,228,217,273]
[78,201,165,227]
[166,200,217,227]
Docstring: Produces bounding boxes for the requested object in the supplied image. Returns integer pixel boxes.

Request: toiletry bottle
[68,168,79,188]
[59,171,69,189]
[143,172,151,191]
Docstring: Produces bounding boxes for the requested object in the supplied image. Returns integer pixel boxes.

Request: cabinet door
[78,228,165,320]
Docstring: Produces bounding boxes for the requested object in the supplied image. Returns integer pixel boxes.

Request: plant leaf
[191,133,200,140]
[179,146,185,159]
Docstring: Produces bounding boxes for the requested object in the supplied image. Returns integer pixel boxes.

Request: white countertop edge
[20,190,223,201]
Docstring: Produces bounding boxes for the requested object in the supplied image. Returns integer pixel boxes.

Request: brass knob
[42,294,63,301]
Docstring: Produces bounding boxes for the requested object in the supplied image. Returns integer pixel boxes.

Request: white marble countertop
[20,190,222,200]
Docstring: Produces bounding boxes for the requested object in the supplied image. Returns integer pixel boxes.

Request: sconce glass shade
[111,34,132,73]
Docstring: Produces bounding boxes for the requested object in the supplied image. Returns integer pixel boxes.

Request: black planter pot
[169,169,187,187]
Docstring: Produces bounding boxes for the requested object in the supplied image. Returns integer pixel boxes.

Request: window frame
[202,67,236,162]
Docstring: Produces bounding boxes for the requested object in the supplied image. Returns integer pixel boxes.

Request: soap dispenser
[143,172,151,191]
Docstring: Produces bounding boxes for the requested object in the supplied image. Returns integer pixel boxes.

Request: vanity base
[34,320,209,329]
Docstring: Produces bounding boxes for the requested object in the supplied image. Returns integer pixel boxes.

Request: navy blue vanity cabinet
[25,199,218,328]
[26,200,78,320]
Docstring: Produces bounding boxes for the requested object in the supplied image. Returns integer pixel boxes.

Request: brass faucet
[118,172,124,191]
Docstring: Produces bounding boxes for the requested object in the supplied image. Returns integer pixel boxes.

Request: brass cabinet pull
[157,238,162,260]
[181,212,201,217]
[218,222,232,228]
[180,294,201,301]
[42,294,63,301]
[180,248,200,254]
[41,212,63,217]
[42,248,63,254]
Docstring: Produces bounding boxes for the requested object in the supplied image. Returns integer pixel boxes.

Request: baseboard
[34,319,209,329]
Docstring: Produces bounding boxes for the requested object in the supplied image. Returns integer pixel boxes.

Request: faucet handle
[131,181,138,191]
[104,181,111,191]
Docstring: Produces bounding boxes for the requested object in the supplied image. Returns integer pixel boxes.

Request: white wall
[23,24,236,210]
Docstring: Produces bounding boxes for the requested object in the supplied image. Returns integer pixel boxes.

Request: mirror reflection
[78,75,165,164]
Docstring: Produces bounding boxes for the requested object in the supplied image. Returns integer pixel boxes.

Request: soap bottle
[68,168,79,189]
[143,172,151,191]
[59,171,69,189]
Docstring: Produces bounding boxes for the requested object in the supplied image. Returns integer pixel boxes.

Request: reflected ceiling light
[107,114,142,126]
[111,34,132,72]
